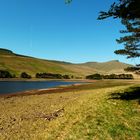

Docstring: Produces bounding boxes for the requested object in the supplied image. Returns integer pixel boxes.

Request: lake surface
[0,80,83,94]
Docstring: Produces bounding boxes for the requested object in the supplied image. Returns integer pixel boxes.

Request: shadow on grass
[109,87,140,104]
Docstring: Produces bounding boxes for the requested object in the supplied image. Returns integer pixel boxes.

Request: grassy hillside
[0,80,139,139]
[0,48,132,77]
[81,60,132,74]
[0,49,76,76]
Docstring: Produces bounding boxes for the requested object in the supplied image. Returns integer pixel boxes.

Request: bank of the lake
[0,80,91,95]
[0,79,135,97]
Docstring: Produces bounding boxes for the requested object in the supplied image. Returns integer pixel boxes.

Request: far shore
[0,77,140,82]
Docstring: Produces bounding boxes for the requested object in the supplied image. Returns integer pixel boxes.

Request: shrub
[86,73,133,80]
[86,73,102,80]
[0,70,15,78]
[36,73,73,79]
[36,73,63,79]
[20,72,31,79]
[63,75,70,79]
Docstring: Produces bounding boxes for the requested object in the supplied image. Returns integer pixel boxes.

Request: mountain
[0,48,132,77]
[80,60,132,74]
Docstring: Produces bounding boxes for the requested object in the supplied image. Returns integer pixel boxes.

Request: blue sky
[0,0,139,64]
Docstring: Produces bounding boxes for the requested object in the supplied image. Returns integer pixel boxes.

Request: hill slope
[0,49,132,77]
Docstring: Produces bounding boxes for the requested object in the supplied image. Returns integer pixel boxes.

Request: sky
[0,0,139,65]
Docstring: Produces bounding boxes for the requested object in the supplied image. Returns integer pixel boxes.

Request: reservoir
[0,80,83,94]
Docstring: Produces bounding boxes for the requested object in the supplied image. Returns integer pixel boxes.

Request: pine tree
[114,19,140,58]
[98,0,140,72]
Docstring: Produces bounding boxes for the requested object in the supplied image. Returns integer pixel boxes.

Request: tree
[63,74,70,79]
[86,73,102,80]
[98,0,140,61]
[113,19,140,60]
[20,72,31,79]
[0,70,14,78]
[98,0,140,20]
[66,0,140,72]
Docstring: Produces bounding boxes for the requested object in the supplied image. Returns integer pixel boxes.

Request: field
[0,80,140,140]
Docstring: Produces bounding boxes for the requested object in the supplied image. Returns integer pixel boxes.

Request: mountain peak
[109,60,120,62]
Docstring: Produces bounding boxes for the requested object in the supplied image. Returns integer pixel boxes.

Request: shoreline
[0,82,92,98]
[0,79,138,98]
[0,78,93,82]
[0,78,139,82]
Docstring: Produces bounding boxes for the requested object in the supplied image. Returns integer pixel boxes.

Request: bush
[86,73,133,80]
[36,73,63,79]
[0,70,15,78]
[36,72,73,79]
[20,72,31,79]
[124,66,140,72]
[86,73,102,80]
[63,75,70,79]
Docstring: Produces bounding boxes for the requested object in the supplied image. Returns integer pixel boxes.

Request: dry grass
[0,80,140,140]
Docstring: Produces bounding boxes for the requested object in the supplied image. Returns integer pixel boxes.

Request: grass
[0,80,140,140]
[82,60,132,74]
[0,54,76,77]
[0,49,132,77]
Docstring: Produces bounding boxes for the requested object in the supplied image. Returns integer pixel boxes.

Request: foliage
[114,19,140,58]
[20,72,32,79]
[64,1,139,71]
[86,73,133,80]
[98,0,140,20]
[63,74,71,79]
[86,73,102,80]
[98,0,140,62]
[125,66,140,75]
[124,66,140,72]
[36,73,63,79]
[104,74,133,79]
[0,70,15,78]
[36,72,73,79]
[135,70,140,75]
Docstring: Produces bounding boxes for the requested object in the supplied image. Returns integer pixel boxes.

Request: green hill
[0,48,132,77]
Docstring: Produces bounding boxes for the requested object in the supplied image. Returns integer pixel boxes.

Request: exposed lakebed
[0,80,86,94]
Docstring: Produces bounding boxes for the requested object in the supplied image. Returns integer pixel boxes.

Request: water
[0,80,82,94]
